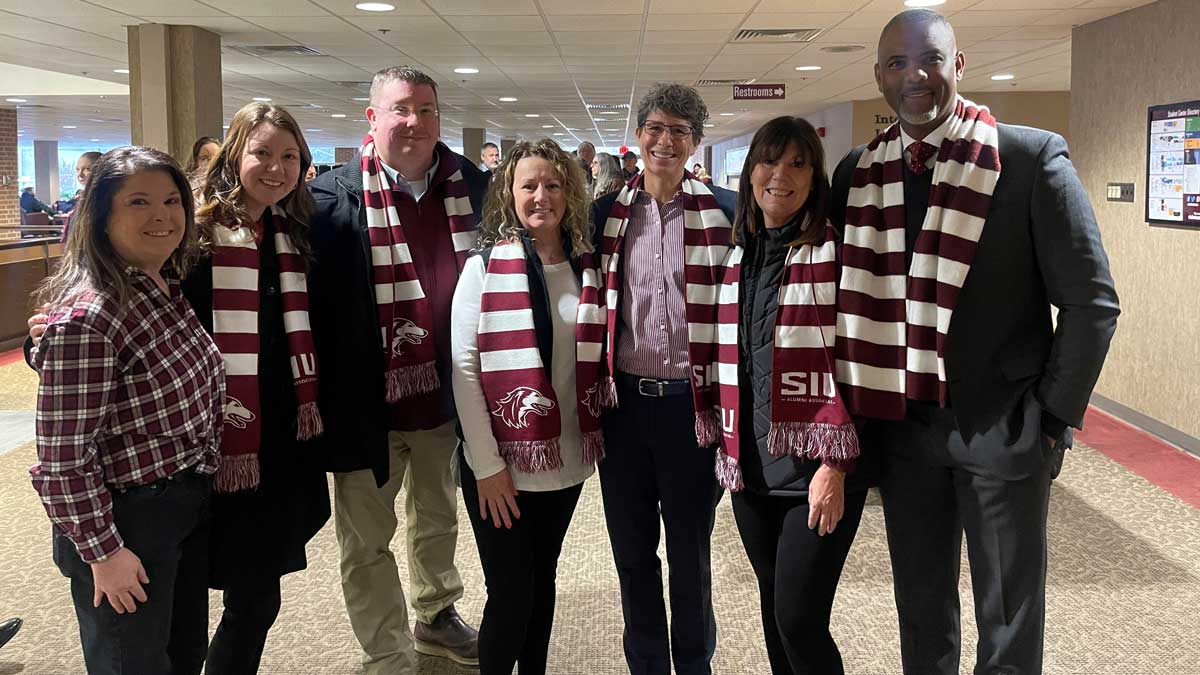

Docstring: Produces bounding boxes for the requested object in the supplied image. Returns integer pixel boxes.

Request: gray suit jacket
[832,123,1120,479]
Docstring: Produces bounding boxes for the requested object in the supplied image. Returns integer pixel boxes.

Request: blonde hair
[478,139,594,257]
[36,147,198,312]
[195,103,315,260]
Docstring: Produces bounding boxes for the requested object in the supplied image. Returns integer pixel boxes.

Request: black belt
[110,467,208,495]
[615,372,691,397]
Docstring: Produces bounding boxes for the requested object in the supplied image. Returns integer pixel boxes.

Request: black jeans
[205,578,283,675]
[461,455,584,675]
[599,378,723,675]
[53,470,211,675]
[731,488,867,675]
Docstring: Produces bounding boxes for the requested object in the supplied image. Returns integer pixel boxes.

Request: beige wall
[1071,0,1200,438]
[851,92,1072,146]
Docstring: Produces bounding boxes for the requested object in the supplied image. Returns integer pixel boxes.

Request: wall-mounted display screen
[1146,100,1200,227]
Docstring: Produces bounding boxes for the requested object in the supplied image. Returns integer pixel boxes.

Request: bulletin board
[1146,100,1200,227]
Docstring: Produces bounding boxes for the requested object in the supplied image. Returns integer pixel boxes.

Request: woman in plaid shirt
[31,146,224,675]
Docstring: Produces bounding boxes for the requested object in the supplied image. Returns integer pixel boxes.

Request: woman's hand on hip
[477,468,521,530]
[808,464,846,536]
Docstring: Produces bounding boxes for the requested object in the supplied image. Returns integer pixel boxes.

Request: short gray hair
[370,67,439,107]
[636,83,709,142]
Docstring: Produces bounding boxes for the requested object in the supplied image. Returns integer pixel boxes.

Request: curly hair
[194,103,315,262]
[478,139,593,258]
[636,83,710,143]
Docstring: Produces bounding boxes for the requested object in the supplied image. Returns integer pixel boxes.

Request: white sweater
[450,255,595,492]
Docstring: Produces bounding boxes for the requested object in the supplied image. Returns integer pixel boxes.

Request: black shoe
[0,618,22,650]
[414,605,479,667]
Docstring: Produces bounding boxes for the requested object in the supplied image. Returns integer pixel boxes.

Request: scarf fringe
[215,453,260,493]
[714,448,743,492]
[296,401,324,441]
[499,438,565,473]
[385,362,440,403]
[581,429,606,465]
[695,408,721,447]
[766,421,861,463]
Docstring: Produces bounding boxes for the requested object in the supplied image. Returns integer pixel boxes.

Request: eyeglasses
[640,121,694,140]
[372,105,439,120]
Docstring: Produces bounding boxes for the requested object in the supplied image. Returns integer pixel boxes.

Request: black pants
[461,455,584,675]
[875,406,1054,675]
[53,471,211,675]
[732,488,867,675]
[599,379,723,675]
[205,578,283,675]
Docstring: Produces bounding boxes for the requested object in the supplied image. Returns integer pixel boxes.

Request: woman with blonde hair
[31,146,223,675]
[450,138,606,675]
[192,102,330,673]
[590,151,624,199]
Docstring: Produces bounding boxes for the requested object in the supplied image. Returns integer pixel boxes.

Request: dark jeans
[53,470,211,675]
[599,378,723,675]
[731,488,867,675]
[205,578,283,675]
[461,455,583,675]
[875,406,1054,675]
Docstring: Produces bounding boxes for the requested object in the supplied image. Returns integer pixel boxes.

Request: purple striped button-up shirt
[615,190,691,380]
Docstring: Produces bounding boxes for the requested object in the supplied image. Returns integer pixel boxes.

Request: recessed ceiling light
[90,138,99,142]
[498,96,518,102]
[63,125,77,129]
[542,124,555,128]
[6,98,27,103]
[355,2,395,10]
[454,67,479,74]
[306,128,323,132]
[352,97,370,102]
[331,113,347,118]
[795,65,822,71]
[525,113,540,118]
[113,68,129,74]
[253,97,272,102]
[719,112,735,116]
[599,111,620,115]
[991,73,1016,81]
[553,133,565,136]
[903,0,945,6]
[703,123,715,128]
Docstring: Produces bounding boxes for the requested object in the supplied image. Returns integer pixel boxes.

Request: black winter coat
[736,217,878,498]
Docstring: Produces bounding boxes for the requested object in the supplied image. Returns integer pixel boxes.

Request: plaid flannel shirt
[32,269,225,563]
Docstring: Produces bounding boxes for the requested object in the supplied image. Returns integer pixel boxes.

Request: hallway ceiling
[1,0,1155,151]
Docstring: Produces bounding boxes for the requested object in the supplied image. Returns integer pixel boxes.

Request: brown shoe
[414,605,479,667]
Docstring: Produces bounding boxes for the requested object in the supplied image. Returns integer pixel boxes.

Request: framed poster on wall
[1146,100,1200,227]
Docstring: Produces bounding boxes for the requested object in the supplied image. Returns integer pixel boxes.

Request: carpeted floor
[1,359,1198,674]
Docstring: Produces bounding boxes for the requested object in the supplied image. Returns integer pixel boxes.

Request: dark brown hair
[733,116,830,247]
[185,136,221,175]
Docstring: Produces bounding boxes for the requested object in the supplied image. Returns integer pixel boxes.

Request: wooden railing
[0,227,64,351]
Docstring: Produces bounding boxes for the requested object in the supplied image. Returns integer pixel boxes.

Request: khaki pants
[333,422,464,675]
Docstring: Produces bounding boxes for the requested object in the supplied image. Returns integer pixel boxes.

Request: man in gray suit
[830,10,1119,674]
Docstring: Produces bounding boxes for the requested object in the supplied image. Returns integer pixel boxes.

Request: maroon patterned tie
[907,141,937,175]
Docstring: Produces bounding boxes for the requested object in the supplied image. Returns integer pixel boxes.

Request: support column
[34,140,59,207]
[127,24,223,164]
[500,138,517,161]
[462,128,485,166]
[0,107,18,229]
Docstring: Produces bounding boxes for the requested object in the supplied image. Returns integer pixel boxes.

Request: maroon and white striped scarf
[712,222,858,491]
[476,241,605,471]
[212,209,323,492]
[360,134,477,402]
[836,97,1001,419]
[585,172,731,446]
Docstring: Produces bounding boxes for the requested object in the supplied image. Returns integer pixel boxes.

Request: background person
[590,152,624,199]
[480,141,501,171]
[186,136,221,179]
[75,151,102,190]
[20,187,53,215]
[31,146,222,675]
[714,115,875,675]
[451,139,603,675]
[621,150,639,182]
[830,10,1119,674]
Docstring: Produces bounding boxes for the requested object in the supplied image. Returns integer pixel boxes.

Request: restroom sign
[733,83,785,100]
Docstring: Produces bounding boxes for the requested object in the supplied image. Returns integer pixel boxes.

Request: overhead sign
[733,83,785,100]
